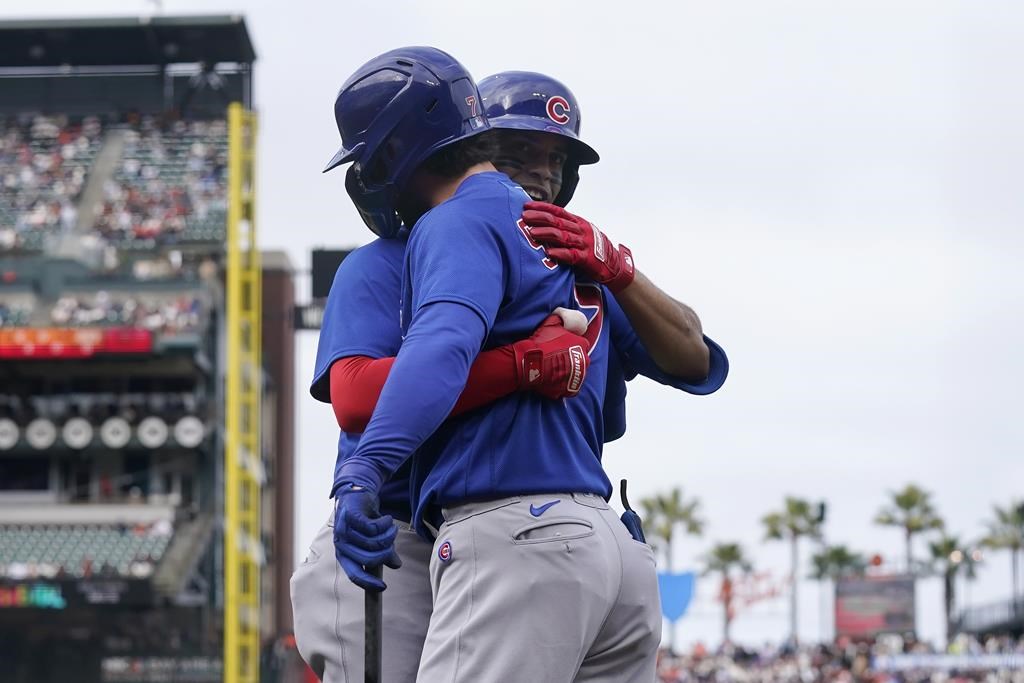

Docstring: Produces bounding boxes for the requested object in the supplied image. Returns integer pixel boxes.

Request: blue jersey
[391,173,611,529]
[333,172,609,520]
[313,173,730,524]
[310,236,415,520]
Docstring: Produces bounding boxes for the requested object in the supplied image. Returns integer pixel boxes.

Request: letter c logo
[546,96,571,125]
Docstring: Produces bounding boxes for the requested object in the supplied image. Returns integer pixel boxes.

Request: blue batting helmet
[324,46,488,238]
[478,71,599,206]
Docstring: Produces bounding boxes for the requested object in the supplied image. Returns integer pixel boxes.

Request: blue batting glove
[332,485,402,591]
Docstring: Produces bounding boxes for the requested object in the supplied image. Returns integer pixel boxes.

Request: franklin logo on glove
[568,346,586,394]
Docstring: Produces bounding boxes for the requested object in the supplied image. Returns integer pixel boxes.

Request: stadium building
[0,16,299,683]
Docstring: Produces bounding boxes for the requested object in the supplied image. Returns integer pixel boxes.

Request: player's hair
[417,131,499,179]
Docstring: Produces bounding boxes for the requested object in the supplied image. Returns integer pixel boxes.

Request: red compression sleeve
[330,347,519,433]
[330,356,394,433]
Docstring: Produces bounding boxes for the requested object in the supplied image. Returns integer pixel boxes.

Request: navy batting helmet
[478,71,598,206]
[325,47,488,238]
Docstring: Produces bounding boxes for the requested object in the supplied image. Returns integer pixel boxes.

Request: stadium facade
[0,16,299,683]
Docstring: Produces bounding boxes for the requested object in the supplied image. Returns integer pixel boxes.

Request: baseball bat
[365,565,383,683]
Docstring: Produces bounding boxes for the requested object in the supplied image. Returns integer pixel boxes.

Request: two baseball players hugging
[290,47,729,683]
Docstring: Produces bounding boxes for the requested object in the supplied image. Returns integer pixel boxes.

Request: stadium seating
[0,114,103,252]
[656,636,1024,683]
[2,114,228,254]
[0,295,34,327]
[50,291,205,334]
[0,521,172,580]
[93,118,228,249]
[0,291,203,334]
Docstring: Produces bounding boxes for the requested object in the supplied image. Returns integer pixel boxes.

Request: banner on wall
[0,579,153,609]
[658,571,696,623]
[835,575,915,638]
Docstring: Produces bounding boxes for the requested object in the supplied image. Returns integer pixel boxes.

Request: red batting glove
[510,314,590,400]
[521,201,636,294]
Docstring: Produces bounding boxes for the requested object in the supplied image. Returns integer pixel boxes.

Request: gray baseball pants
[290,510,433,683]
[416,492,662,683]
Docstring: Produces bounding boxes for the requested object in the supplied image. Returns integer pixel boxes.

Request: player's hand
[511,309,591,400]
[521,202,636,294]
[332,486,402,592]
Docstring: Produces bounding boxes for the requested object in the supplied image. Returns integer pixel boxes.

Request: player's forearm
[330,348,520,433]
[330,356,393,433]
[332,302,486,495]
[452,346,519,415]
[613,270,710,381]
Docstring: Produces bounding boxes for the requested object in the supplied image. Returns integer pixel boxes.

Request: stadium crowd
[0,300,33,327]
[1,113,228,252]
[657,635,1024,683]
[0,520,173,581]
[93,118,227,247]
[49,291,203,334]
[0,114,103,251]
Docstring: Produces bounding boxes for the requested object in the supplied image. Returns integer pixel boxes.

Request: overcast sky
[7,0,1023,648]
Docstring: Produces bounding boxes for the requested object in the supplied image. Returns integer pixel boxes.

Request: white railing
[0,503,174,524]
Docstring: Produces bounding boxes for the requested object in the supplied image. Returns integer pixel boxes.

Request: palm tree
[809,545,867,581]
[639,487,704,573]
[762,496,823,644]
[874,484,944,573]
[928,534,979,643]
[702,542,753,644]
[640,488,704,654]
[980,500,1024,600]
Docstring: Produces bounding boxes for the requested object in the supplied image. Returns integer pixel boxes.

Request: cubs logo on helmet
[478,71,599,207]
[546,96,571,125]
[324,46,490,238]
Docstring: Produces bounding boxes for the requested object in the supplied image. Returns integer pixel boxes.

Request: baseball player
[293,270,592,682]
[321,48,726,683]
[292,60,728,682]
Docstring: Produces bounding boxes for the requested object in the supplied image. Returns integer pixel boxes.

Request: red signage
[835,575,916,638]
[0,328,153,359]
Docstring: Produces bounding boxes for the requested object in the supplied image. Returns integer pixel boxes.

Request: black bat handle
[365,566,383,683]
[620,478,634,512]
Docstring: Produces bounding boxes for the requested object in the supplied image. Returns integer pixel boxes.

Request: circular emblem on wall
[0,418,19,450]
[62,417,94,450]
[26,418,57,450]
[138,416,169,449]
[174,416,205,448]
[100,417,132,449]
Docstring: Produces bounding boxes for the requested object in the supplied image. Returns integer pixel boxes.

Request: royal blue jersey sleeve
[605,288,729,395]
[333,203,515,495]
[403,205,517,334]
[332,301,486,495]
[310,239,405,403]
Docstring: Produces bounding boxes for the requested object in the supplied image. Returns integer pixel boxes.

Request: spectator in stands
[2,113,228,250]
[0,300,33,326]
[48,291,203,334]
[92,117,226,246]
[0,114,101,250]
[655,634,1024,683]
